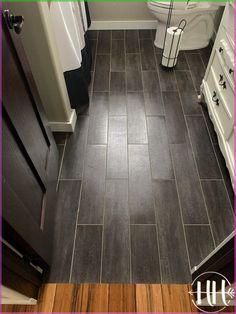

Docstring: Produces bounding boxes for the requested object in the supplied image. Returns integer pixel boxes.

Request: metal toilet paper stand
[161,0,187,69]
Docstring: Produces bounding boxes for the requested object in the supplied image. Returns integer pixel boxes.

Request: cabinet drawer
[205,68,233,140]
[211,52,234,117]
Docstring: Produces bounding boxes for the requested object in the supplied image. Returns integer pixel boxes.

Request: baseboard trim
[49,110,77,132]
[90,20,157,30]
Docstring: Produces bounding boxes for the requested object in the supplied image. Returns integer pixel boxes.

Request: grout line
[77,224,103,226]
[184,224,211,226]
[173,69,217,250]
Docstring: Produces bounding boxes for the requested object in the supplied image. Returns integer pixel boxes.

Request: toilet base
[154,13,214,51]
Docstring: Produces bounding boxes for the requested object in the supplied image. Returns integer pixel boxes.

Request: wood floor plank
[37,284,57,312]
[136,284,163,312]
[162,284,192,312]
[52,284,74,312]
[108,284,136,311]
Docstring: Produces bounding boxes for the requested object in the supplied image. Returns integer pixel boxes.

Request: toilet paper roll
[161,26,183,68]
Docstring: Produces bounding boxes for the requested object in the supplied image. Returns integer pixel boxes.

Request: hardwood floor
[2,284,196,312]
[3,283,234,312]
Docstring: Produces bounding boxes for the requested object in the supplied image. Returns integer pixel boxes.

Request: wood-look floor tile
[49,181,81,282]
[129,145,155,224]
[162,285,192,312]
[102,180,130,283]
[186,116,221,179]
[131,225,161,283]
[125,30,139,53]
[140,39,156,70]
[107,117,128,179]
[88,30,98,40]
[175,70,202,115]
[162,91,188,144]
[126,70,143,92]
[97,30,111,54]
[156,54,178,91]
[135,284,163,312]
[153,180,191,283]
[171,143,209,224]
[142,71,160,92]
[71,226,103,283]
[201,104,218,144]
[147,116,174,179]
[201,180,234,246]
[185,53,205,92]
[185,225,215,268]
[78,145,106,224]
[127,92,147,144]
[61,116,89,179]
[109,92,127,116]
[174,51,189,70]
[112,30,124,39]
[126,53,141,71]
[88,92,108,144]
[111,39,125,71]
[93,54,110,91]
[144,91,164,116]
[214,144,234,207]
[139,29,152,39]
[52,284,74,312]
[110,71,126,93]
[108,284,136,311]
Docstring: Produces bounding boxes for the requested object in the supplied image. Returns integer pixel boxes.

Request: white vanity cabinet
[201,2,234,186]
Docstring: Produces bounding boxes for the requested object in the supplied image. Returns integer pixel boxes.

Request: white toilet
[148,1,223,50]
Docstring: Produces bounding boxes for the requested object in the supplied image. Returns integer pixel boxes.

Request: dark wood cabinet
[2,6,59,298]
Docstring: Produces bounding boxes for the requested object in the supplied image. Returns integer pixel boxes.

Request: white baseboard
[49,110,77,132]
[90,20,157,30]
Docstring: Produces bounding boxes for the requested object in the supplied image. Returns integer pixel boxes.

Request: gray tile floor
[50,30,234,284]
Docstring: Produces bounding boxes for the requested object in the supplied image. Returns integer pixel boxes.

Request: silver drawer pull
[212,91,219,106]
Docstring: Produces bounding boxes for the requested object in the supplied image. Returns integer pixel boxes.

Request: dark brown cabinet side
[2,7,59,299]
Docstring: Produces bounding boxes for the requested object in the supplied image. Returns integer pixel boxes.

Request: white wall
[7,2,76,132]
[89,2,154,21]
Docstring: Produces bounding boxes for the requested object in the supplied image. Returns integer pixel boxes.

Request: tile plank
[171,143,209,224]
[129,145,155,224]
[156,54,178,91]
[78,145,106,224]
[88,92,109,144]
[186,116,221,179]
[125,30,139,53]
[131,225,161,283]
[185,225,215,268]
[49,181,81,282]
[140,39,156,70]
[107,117,128,179]
[185,53,205,92]
[71,226,103,283]
[127,92,147,144]
[111,39,125,71]
[102,180,130,283]
[97,30,111,54]
[162,91,188,144]
[201,180,234,246]
[93,55,110,92]
[147,117,174,179]
[61,116,89,179]
[153,180,191,283]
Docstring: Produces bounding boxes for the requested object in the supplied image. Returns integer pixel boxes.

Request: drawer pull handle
[220,81,226,89]
[212,91,219,106]
[219,47,223,53]
[229,68,234,75]
[219,74,224,83]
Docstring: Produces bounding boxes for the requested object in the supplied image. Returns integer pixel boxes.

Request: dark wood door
[2,5,59,285]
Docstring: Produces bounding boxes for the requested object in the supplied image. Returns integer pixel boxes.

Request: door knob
[3,10,24,34]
